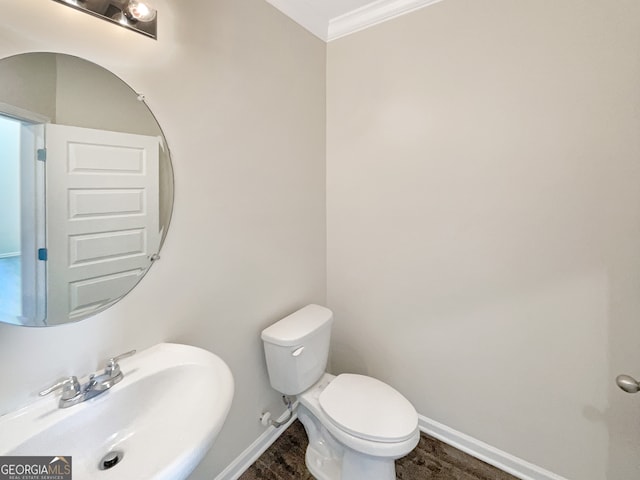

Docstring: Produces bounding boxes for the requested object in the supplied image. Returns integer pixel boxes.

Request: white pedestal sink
[0,343,234,479]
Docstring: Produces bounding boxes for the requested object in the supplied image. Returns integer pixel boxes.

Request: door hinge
[37,148,46,162]
[38,248,48,261]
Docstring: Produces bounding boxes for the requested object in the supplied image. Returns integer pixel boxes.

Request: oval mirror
[0,53,173,327]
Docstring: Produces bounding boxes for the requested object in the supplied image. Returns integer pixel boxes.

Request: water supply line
[260,395,295,428]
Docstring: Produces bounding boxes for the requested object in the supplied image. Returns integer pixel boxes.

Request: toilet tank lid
[261,304,333,347]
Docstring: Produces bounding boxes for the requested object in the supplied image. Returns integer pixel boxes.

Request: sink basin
[0,343,234,480]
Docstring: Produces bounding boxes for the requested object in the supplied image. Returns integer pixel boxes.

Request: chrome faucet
[39,350,136,408]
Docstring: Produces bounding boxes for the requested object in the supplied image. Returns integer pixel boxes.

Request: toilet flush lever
[291,346,304,357]
[616,374,640,393]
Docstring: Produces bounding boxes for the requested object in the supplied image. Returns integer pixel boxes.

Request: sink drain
[99,450,124,470]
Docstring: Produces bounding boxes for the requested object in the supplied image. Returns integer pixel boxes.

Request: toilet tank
[261,304,333,395]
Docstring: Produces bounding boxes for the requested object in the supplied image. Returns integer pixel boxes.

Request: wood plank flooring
[240,420,518,479]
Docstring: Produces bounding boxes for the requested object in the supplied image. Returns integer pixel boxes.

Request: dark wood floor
[240,420,518,479]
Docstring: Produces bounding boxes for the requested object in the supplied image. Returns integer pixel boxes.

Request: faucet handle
[105,350,136,377]
[39,376,81,400]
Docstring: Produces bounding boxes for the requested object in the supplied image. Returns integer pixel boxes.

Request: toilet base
[341,450,396,480]
[305,446,341,480]
[305,446,396,480]
[298,406,402,480]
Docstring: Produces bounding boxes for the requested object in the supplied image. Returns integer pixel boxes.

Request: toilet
[261,304,420,480]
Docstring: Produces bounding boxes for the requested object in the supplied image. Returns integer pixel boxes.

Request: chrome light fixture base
[52,0,158,39]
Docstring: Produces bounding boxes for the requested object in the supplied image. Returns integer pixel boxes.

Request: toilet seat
[319,374,418,443]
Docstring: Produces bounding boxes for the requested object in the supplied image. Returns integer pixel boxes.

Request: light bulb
[124,1,156,22]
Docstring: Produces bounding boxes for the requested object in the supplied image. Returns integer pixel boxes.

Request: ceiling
[265,0,444,42]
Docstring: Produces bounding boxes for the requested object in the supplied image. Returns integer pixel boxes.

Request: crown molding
[327,0,444,42]
[266,0,444,43]
[265,0,329,41]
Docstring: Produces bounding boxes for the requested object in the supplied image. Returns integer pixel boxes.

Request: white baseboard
[214,406,299,480]
[214,409,567,480]
[418,415,568,480]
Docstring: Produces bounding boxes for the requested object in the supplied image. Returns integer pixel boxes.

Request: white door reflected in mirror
[46,124,161,324]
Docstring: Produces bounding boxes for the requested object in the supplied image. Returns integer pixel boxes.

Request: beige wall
[0,1,326,478]
[0,52,56,119]
[55,53,161,136]
[326,1,640,479]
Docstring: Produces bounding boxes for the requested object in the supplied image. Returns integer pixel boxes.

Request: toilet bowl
[261,305,419,480]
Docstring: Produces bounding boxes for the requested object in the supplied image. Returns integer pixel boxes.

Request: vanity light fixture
[52,0,158,39]
[124,0,157,22]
